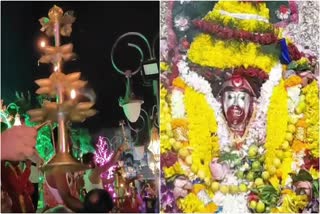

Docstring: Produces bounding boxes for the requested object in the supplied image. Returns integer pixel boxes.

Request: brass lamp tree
[27,5,97,173]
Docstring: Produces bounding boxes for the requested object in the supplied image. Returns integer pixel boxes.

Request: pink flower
[294,181,313,200]
[210,158,228,181]
[173,176,193,199]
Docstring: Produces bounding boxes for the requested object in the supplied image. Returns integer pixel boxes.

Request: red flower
[252,35,260,43]
[161,151,178,168]
[243,31,251,40]
[224,28,234,39]
[279,5,289,14]
[303,150,319,170]
[263,34,273,45]
[248,192,259,202]
[288,43,302,60]
[247,68,257,77]
[181,38,190,49]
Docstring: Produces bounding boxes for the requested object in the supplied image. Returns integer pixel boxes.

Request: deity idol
[219,75,256,138]
[160,0,319,213]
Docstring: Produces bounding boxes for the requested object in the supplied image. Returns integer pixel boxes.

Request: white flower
[220,194,249,213]
[174,16,190,31]
[287,85,302,113]
[224,173,239,185]
[242,163,250,171]
[212,192,226,206]
[258,146,265,155]
[171,89,185,118]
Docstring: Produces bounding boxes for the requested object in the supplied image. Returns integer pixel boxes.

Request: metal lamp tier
[27,5,96,173]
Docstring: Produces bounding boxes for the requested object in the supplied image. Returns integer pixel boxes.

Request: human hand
[119,143,130,153]
[1,125,37,161]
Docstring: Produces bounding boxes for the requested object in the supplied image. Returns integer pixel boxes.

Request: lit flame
[54,65,58,72]
[70,89,76,99]
[40,40,46,48]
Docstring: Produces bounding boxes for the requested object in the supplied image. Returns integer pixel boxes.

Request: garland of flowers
[264,79,291,187]
[204,1,274,33]
[302,81,319,158]
[188,34,278,72]
[178,58,231,148]
[184,85,219,183]
[160,84,173,154]
[193,19,278,45]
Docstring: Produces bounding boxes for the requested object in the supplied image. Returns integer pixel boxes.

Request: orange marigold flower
[291,140,307,152]
[296,119,307,128]
[172,77,186,90]
[285,75,302,87]
[171,118,188,129]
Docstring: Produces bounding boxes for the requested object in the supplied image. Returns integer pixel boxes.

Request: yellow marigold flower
[302,81,319,158]
[163,162,184,179]
[188,34,277,72]
[269,175,280,191]
[160,61,169,72]
[265,80,289,178]
[309,167,320,179]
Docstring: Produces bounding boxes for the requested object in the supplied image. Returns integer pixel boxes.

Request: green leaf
[291,169,313,183]
[218,152,239,162]
[261,44,281,58]
[288,61,298,70]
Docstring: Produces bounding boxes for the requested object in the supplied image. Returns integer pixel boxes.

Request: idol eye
[240,96,245,100]
[228,95,233,99]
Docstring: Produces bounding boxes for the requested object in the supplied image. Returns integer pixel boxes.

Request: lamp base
[41,152,90,173]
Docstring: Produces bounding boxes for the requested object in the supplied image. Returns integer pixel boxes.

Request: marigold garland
[184,86,220,183]
[188,34,278,72]
[264,80,290,185]
[160,84,173,153]
[302,81,319,158]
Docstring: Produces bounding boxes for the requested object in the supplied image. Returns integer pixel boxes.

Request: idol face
[222,90,251,126]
